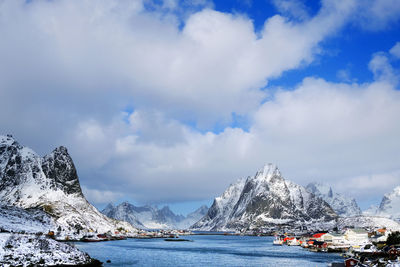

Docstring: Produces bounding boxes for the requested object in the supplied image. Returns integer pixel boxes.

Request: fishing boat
[273,236,283,246]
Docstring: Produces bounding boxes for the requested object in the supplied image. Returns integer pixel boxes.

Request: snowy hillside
[337,216,400,231]
[0,205,56,234]
[102,202,208,229]
[0,135,137,237]
[0,233,97,266]
[306,182,361,216]
[191,164,337,231]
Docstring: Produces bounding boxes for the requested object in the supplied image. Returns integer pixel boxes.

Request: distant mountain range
[192,164,338,231]
[306,182,361,216]
[0,135,135,237]
[102,202,208,229]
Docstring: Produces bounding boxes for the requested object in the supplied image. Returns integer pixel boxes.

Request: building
[344,229,369,243]
[322,233,346,245]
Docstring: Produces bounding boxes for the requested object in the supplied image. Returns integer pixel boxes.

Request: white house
[344,228,369,243]
[322,233,347,245]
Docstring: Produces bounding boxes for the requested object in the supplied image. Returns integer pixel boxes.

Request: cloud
[0,0,358,131]
[69,48,400,205]
[81,186,123,205]
[272,0,310,21]
[390,42,400,58]
[352,0,400,30]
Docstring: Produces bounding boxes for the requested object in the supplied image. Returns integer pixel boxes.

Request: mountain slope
[102,202,208,229]
[0,135,136,237]
[192,164,337,231]
[376,186,400,221]
[306,182,361,216]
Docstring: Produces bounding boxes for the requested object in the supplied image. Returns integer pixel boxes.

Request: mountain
[102,202,208,229]
[362,205,379,216]
[177,205,209,229]
[375,186,400,222]
[0,135,136,237]
[191,164,337,231]
[306,182,361,216]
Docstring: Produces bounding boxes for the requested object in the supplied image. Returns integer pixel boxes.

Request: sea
[74,235,343,266]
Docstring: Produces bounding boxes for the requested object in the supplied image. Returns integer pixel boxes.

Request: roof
[312,233,326,238]
[347,228,367,234]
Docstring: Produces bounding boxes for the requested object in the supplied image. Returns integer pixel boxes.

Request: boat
[164,238,193,242]
[273,236,283,246]
[288,238,300,246]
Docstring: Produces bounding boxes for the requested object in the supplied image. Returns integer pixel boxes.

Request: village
[271,228,400,266]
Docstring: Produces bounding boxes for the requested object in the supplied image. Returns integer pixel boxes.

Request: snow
[376,186,400,221]
[338,216,400,231]
[0,206,56,234]
[0,233,93,266]
[306,182,361,216]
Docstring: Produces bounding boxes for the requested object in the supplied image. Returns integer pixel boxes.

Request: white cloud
[390,42,400,58]
[352,0,400,30]
[81,186,123,205]
[272,0,310,21]
[70,54,400,204]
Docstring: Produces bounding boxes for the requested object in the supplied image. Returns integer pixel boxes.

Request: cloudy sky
[1,0,400,214]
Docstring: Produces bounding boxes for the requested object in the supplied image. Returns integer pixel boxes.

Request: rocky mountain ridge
[191,164,338,231]
[102,202,208,229]
[306,182,361,216]
[0,135,136,237]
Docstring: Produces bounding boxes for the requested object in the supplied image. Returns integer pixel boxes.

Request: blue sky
[1,0,400,215]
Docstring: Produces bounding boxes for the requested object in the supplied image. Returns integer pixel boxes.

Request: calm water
[74,235,343,266]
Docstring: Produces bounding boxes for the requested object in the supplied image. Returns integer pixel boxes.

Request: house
[344,229,369,243]
[323,233,346,245]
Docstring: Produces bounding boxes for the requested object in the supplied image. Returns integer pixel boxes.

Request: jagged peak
[0,134,19,147]
[255,163,281,182]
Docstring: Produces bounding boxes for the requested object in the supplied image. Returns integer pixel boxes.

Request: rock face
[191,164,337,231]
[102,202,208,229]
[306,182,361,216]
[375,186,400,222]
[0,135,136,237]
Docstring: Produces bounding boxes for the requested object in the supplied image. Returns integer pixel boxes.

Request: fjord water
[75,235,342,266]
[76,235,343,267]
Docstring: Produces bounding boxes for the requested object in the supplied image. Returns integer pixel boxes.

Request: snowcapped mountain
[0,135,136,236]
[102,202,208,229]
[306,182,361,216]
[191,164,337,231]
[375,186,400,221]
[178,205,209,229]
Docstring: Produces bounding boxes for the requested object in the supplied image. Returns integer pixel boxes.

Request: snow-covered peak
[0,134,17,146]
[0,136,137,236]
[255,163,281,182]
[306,182,361,217]
[377,185,400,221]
[192,165,337,231]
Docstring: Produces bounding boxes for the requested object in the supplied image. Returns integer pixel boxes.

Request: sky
[1,0,400,215]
